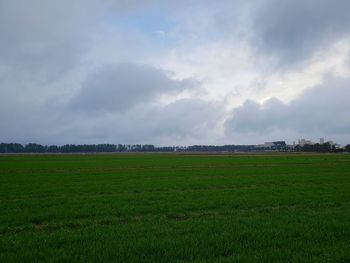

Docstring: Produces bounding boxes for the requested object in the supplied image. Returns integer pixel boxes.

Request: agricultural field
[0,153,349,262]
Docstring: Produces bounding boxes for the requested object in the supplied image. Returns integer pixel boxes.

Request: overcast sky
[1,0,350,145]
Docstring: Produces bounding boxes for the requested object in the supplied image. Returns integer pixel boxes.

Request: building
[298,139,313,147]
[263,141,286,150]
[273,141,287,148]
[263,142,274,148]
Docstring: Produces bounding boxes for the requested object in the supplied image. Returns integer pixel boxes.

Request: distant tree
[142,145,155,152]
[0,143,24,153]
[48,145,59,152]
[25,143,46,153]
[302,144,314,152]
[346,145,350,152]
[320,143,332,153]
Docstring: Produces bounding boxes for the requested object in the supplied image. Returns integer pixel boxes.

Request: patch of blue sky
[104,9,176,47]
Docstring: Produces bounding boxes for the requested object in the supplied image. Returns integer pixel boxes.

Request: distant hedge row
[1,142,349,153]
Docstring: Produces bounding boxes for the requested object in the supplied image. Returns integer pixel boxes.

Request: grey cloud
[0,0,102,80]
[70,63,198,114]
[131,99,221,142]
[225,77,350,143]
[203,0,350,66]
[3,96,221,145]
[253,0,350,65]
[59,98,223,145]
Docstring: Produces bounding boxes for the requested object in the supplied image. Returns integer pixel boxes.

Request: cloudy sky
[1,0,350,145]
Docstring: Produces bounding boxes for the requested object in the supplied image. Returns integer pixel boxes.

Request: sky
[1,0,350,146]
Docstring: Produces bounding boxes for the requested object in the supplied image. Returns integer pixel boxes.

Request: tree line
[0,142,349,153]
[294,143,343,153]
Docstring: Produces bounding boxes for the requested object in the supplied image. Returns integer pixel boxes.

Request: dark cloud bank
[71,64,196,114]
[255,0,350,61]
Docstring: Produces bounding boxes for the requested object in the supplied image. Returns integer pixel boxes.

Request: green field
[0,153,349,262]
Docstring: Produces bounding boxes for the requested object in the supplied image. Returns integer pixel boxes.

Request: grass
[0,153,349,262]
